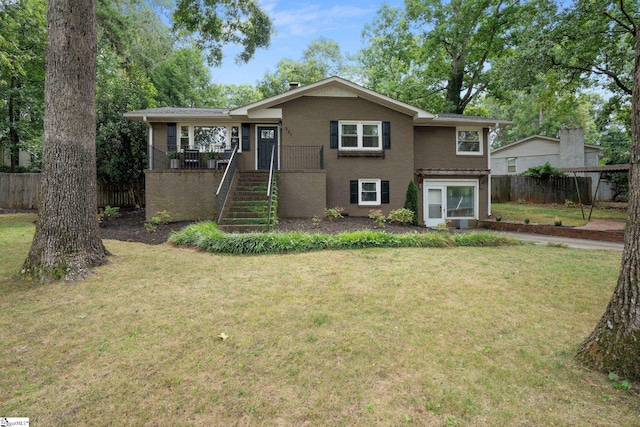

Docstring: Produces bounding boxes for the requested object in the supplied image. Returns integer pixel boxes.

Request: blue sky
[211,0,406,85]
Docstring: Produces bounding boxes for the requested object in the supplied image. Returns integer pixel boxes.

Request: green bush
[403,181,419,225]
[387,208,414,225]
[170,222,522,255]
[520,162,565,179]
[368,209,386,228]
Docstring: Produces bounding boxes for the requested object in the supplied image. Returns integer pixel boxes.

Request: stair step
[218,224,270,233]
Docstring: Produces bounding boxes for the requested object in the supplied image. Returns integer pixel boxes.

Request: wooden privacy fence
[492,175,592,204]
[0,173,143,209]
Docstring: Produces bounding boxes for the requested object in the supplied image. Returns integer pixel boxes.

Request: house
[491,127,605,199]
[491,128,602,175]
[0,146,32,170]
[125,76,510,228]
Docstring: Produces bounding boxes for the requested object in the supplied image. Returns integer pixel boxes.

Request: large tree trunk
[22,0,108,282]
[576,24,640,380]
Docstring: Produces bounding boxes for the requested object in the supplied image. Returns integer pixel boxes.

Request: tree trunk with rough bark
[22,0,108,282]
[576,24,640,380]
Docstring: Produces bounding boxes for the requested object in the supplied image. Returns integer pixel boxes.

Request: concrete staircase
[218,172,275,233]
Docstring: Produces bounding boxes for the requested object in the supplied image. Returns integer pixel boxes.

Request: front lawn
[1,214,637,425]
[492,202,628,226]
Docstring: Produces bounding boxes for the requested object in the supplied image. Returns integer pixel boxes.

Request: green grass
[493,202,628,226]
[1,214,638,425]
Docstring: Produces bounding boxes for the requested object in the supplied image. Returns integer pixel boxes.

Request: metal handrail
[266,145,276,230]
[216,146,238,196]
[215,146,238,223]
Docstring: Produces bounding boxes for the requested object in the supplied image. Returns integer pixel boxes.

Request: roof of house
[491,134,602,154]
[125,76,510,128]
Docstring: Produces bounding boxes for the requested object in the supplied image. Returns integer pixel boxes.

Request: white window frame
[456,127,483,156]
[339,121,382,151]
[507,157,517,174]
[358,179,381,206]
[423,179,479,220]
[176,124,241,152]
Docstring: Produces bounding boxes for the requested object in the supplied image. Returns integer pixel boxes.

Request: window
[339,121,382,150]
[456,128,483,155]
[446,185,475,218]
[176,124,240,152]
[507,157,516,173]
[350,179,390,205]
[359,179,380,205]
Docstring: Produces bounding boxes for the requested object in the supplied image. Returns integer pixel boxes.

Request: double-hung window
[339,121,382,150]
[456,128,483,155]
[507,157,517,173]
[359,179,381,205]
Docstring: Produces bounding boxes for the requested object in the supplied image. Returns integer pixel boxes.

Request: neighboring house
[491,127,605,199]
[0,146,32,169]
[125,76,509,227]
[491,128,601,175]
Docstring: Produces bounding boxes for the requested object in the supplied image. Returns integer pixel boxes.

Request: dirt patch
[98,208,194,245]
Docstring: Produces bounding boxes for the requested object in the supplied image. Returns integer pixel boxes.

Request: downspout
[144,116,152,170]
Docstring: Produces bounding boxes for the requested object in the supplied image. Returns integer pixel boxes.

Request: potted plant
[166,151,181,169]
[204,151,219,169]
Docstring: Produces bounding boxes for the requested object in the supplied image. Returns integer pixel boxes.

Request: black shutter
[167,123,177,152]
[241,123,250,151]
[382,121,391,149]
[381,180,390,204]
[330,120,338,149]
[350,180,358,204]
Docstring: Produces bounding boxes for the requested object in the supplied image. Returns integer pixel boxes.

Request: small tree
[403,180,419,225]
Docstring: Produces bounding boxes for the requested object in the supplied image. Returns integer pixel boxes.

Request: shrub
[495,215,502,222]
[368,209,386,228]
[311,216,322,228]
[98,205,120,223]
[520,162,565,179]
[387,208,414,225]
[554,216,562,226]
[325,207,344,220]
[403,181,419,225]
[524,218,530,224]
[564,199,576,208]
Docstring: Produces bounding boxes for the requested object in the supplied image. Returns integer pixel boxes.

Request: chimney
[559,126,585,169]
[289,82,300,90]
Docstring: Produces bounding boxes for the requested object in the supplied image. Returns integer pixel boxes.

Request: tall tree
[172,0,272,66]
[257,38,352,97]
[0,0,46,171]
[150,47,216,107]
[360,0,532,114]
[22,0,109,282]
[574,1,640,380]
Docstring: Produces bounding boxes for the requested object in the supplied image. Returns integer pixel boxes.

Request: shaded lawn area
[1,214,638,425]
[492,202,628,226]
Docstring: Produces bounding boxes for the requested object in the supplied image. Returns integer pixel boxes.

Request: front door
[257,126,278,170]
[424,185,445,227]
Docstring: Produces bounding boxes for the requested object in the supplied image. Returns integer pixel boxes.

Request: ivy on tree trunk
[22,0,108,282]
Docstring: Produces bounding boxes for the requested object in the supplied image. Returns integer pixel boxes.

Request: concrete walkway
[496,230,625,251]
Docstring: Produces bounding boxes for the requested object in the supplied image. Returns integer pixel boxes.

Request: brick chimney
[559,126,585,169]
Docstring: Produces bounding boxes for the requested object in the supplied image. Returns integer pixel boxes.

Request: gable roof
[230,76,436,120]
[125,76,510,128]
[491,135,559,154]
[492,134,602,154]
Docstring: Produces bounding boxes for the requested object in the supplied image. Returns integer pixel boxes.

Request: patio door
[424,185,445,227]
[257,125,278,170]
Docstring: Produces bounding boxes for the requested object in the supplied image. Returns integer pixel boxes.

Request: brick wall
[145,170,222,222]
[277,171,326,218]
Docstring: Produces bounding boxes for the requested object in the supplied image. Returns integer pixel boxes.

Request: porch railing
[279,146,324,170]
[149,145,324,171]
[149,146,218,170]
[215,146,238,222]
